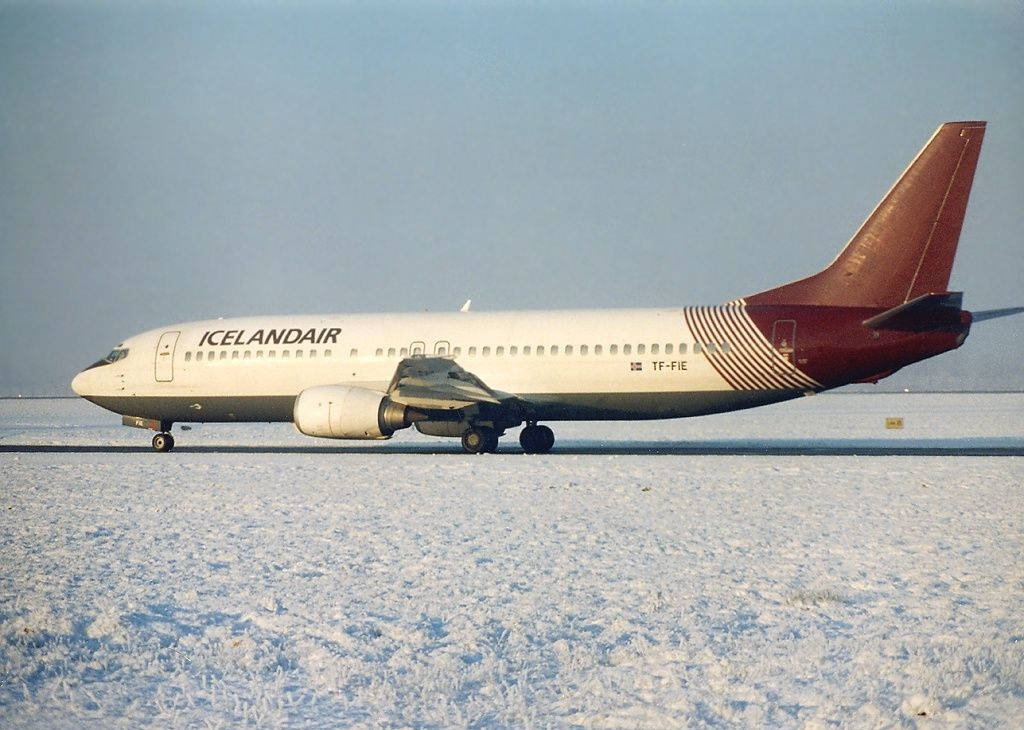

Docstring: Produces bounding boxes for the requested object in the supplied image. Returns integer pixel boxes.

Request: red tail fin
[747,121,986,308]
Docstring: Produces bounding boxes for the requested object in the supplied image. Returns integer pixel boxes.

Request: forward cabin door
[155,331,180,382]
[771,320,797,372]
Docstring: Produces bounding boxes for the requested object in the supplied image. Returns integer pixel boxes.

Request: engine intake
[293,385,410,439]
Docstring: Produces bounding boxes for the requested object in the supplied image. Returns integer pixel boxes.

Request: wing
[384,357,517,411]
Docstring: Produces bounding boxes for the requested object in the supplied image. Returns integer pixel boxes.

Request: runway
[2,440,1022,456]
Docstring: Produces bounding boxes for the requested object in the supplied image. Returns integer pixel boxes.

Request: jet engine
[293,385,411,439]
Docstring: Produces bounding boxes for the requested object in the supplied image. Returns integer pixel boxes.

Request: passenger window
[705,343,717,353]
[651,344,659,355]
[721,342,731,353]
[509,346,517,356]
[325,349,332,358]
[693,343,702,354]
[208,351,215,361]
[437,346,447,355]
[679,343,687,354]
[256,351,263,358]
[196,351,203,362]
[349,349,357,358]
[282,350,290,358]
[295,350,303,358]
[665,344,673,355]
[551,346,559,356]
[482,346,491,357]
[310,350,317,358]
[565,345,573,356]
[523,346,531,356]
[468,347,476,356]
[610,344,618,355]
[536,346,545,356]
[185,352,192,362]
[400,348,408,356]
[496,346,504,356]
[388,347,396,357]
[580,345,588,356]
[232,351,239,359]
[594,345,602,355]
[220,351,227,360]
[623,344,632,355]
[375,348,384,357]
[453,347,462,356]
[637,344,646,355]
[268,350,275,358]
[244,351,251,359]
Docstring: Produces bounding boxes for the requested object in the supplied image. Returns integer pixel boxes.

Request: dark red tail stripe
[729,305,817,389]
[706,305,776,390]
[696,305,761,391]
[684,308,744,389]
[718,305,795,388]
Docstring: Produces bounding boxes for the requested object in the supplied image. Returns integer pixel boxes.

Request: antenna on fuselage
[460,299,472,312]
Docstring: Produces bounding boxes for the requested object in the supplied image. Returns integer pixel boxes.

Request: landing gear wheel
[152,432,174,452]
[519,424,554,454]
[462,427,499,454]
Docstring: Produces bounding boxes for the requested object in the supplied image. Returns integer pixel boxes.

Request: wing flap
[385,356,506,410]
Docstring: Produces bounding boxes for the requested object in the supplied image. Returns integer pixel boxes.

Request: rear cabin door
[771,320,797,372]
[155,331,180,382]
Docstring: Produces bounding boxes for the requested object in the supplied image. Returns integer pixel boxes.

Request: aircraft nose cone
[71,369,88,396]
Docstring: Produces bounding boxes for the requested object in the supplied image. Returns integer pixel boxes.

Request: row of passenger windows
[185,349,331,362]
[184,341,734,364]
[372,342,731,358]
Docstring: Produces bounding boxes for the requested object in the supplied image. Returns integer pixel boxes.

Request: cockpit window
[85,347,129,371]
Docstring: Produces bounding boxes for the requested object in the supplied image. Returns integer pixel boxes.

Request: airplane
[71,121,1023,453]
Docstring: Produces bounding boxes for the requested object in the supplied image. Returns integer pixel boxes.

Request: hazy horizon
[2,1,1022,395]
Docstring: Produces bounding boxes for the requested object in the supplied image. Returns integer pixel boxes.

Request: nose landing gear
[152,432,175,452]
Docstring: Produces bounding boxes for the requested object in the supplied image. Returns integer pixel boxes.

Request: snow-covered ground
[2,395,1023,728]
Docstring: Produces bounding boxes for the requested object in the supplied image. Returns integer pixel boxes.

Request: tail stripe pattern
[699,306,763,390]
[683,304,822,391]
[714,305,799,388]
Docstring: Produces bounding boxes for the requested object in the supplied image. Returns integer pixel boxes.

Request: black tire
[536,425,554,453]
[521,424,554,454]
[462,427,498,454]
[152,432,174,452]
[520,425,539,453]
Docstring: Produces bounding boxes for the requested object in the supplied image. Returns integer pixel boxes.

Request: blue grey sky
[1,1,1022,393]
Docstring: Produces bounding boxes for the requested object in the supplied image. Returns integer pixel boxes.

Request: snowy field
[2,394,1023,728]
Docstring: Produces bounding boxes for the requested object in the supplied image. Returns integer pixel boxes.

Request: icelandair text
[198,327,341,347]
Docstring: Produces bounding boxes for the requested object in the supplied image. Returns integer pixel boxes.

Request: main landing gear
[461,427,500,454]
[519,423,554,454]
[459,423,556,454]
[152,432,175,452]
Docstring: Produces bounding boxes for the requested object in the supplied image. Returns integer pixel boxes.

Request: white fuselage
[72,306,819,425]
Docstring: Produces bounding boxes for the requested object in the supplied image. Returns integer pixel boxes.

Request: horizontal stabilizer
[862,292,963,331]
[972,307,1024,322]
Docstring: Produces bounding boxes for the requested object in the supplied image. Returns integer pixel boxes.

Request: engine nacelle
[293,385,410,440]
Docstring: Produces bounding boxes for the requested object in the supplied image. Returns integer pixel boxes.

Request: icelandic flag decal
[630,362,643,371]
